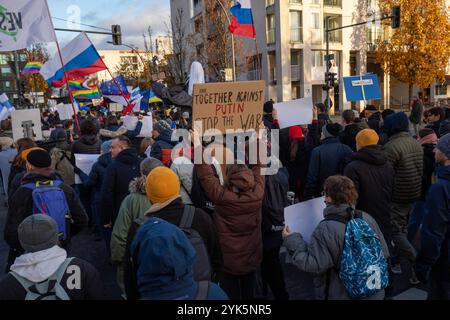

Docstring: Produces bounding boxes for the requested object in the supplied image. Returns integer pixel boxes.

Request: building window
[290,11,302,42]
[20,54,27,62]
[266,0,275,7]
[0,54,11,65]
[312,12,320,29]
[325,16,342,43]
[312,51,323,67]
[4,81,10,89]
[1,67,11,75]
[292,81,301,99]
[290,0,302,3]
[324,0,342,7]
[267,14,276,44]
[436,84,448,96]
[291,51,301,82]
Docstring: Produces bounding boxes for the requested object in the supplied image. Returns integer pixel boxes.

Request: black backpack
[189,165,216,216]
[261,169,289,233]
[133,205,212,282]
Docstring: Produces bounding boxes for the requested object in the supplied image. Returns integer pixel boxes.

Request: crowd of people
[0,95,448,301]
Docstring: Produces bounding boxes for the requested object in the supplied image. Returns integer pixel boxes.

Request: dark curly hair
[80,120,98,136]
[323,175,358,206]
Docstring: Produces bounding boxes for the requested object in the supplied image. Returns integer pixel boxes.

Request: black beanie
[263,100,274,114]
[323,123,342,137]
[27,149,52,168]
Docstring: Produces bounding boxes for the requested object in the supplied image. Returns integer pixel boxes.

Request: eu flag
[100,75,129,95]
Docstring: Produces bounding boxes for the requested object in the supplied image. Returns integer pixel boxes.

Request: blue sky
[47,0,170,52]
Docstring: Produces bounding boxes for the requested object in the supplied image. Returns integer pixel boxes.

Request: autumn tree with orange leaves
[376,0,450,104]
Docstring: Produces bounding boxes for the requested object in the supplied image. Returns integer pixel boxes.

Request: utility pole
[325,16,331,113]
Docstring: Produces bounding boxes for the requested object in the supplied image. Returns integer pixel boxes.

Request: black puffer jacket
[100,148,143,224]
[421,143,436,200]
[344,145,395,238]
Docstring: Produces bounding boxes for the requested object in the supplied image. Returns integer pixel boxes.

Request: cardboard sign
[11,109,43,141]
[284,197,326,243]
[192,81,265,134]
[75,154,100,184]
[58,103,79,121]
[122,115,153,137]
[274,97,313,129]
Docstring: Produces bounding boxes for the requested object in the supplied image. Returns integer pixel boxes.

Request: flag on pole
[67,78,90,90]
[100,75,129,95]
[21,61,43,75]
[72,86,101,100]
[40,32,108,87]
[0,0,56,52]
[228,0,256,39]
[0,93,13,109]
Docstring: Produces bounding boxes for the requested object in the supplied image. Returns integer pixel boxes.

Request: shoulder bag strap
[179,205,195,229]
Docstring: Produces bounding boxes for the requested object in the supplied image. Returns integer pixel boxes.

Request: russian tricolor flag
[228,0,256,39]
[40,32,107,87]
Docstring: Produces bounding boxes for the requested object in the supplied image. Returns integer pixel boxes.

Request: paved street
[0,193,427,300]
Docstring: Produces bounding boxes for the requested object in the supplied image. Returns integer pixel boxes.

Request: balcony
[324,0,342,7]
[291,27,303,43]
[291,65,301,81]
[267,29,276,44]
[327,30,342,43]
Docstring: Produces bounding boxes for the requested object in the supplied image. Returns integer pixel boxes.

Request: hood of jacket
[98,152,112,168]
[116,148,139,165]
[10,246,67,283]
[129,175,147,194]
[349,145,388,166]
[21,169,59,184]
[227,166,256,192]
[130,217,196,300]
[437,165,450,181]
[323,204,354,219]
[321,136,340,145]
[80,134,99,146]
[156,129,175,145]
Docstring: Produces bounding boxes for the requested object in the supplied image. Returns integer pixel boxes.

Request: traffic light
[391,6,400,29]
[112,25,122,45]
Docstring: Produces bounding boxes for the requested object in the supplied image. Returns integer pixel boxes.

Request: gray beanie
[140,157,164,176]
[18,214,59,253]
[437,133,450,159]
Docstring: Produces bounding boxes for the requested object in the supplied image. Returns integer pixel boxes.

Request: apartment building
[171,0,450,112]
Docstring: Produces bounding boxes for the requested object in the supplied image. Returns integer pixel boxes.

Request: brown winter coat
[195,163,265,275]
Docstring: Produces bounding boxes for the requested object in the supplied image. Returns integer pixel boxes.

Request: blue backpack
[22,180,71,241]
[326,210,388,299]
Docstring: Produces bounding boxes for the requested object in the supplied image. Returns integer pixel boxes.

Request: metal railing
[291,27,303,42]
[324,0,342,7]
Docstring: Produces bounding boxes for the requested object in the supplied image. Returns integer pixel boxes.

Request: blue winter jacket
[415,165,450,282]
[78,152,112,201]
[130,217,228,300]
[304,137,353,199]
[150,129,175,161]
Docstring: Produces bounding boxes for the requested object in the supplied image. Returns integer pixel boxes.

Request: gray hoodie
[284,204,390,300]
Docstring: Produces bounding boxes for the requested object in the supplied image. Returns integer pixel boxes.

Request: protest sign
[58,103,79,121]
[122,115,153,137]
[11,109,43,141]
[109,103,123,112]
[274,97,313,129]
[75,154,100,184]
[284,197,326,243]
[192,81,265,134]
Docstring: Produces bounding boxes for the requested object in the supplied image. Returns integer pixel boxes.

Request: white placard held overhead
[274,97,313,129]
[122,115,153,138]
[57,103,79,121]
[11,109,43,141]
[284,196,326,243]
[74,154,100,184]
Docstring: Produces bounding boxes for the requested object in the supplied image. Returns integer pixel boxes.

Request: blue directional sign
[343,74,382,102]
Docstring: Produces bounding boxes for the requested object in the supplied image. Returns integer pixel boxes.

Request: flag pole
[216,0,236,81]
[55,41,80,132]
[44,0,80,132]
[84,35,131,107]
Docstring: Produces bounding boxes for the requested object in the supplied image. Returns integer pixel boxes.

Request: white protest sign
[274,97,313,129]
[284,196,326,243]
[11,108,43,141]
[74,154,100,184]
[109,103,123,112]
[58,103,79,120]
[122,115,153,137]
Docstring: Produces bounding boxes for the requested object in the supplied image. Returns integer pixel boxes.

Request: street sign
[343,74,381,102]
[224,68,233,82]
[324,54,335,61]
